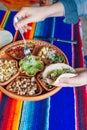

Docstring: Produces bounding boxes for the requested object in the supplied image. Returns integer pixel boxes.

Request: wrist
[46,2,64,17]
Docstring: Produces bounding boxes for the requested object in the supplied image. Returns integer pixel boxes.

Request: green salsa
[19,55,44,75]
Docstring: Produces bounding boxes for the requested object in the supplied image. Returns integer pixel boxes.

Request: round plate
[0,40,68,101]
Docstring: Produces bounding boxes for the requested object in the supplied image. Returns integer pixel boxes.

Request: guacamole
[19,55,44,75]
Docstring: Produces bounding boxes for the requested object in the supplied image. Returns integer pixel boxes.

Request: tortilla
[42,63,77,85]
[0,30,13,47]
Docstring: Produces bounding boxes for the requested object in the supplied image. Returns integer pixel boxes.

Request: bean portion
[6,77,40,96]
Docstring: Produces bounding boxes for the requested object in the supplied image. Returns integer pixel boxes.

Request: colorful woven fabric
[0,10,87,130]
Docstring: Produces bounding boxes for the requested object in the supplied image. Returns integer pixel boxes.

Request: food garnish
[7,46,25,59]
[19,55,44,76]
[38,47,65,64]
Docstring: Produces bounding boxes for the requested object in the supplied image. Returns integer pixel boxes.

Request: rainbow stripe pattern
[0,10,87,130]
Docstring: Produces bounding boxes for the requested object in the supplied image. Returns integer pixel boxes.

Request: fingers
[15,17,34,28]
[14,15,32,32]
[13,6,45,31]
[14,7,27,20]
[20,25,32,33]
[53,75,84,87]
[13,7,32,30]
[53,77,76,87]
[59,77,80,86]
[53,69,87,87]
[14,21,32,32]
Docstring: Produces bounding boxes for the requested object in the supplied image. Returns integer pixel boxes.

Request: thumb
[53,77,72,87]
[53,76,83,87]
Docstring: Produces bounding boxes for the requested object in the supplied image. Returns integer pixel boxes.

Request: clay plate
[0,40,68,101]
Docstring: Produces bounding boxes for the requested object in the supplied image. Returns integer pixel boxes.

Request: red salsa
[7,46,25,59]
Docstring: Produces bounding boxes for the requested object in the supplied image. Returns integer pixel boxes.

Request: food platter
[0,40,68,101]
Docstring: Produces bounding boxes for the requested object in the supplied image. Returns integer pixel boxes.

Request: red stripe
[76,20,86,128]
[72,24,79,130]
[77,20,84,67]
[1,98,18,130]
[24,23,33,39]
[0,92,2,101]
[73,20,87,130]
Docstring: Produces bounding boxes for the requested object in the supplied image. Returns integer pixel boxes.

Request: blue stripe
[32,98,50,130]
[53,17,73,66]
[34,22,43,35]
[0,10,5,23]
[34,18,56,44]
[19,101,35,130]
[50,17,56,44]
[49,88,75,130]
[4,11,16,37]
[19,99,50,130]
[42,18,54,37]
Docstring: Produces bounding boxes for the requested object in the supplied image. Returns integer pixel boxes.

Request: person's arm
[53,68,87,87]
[14,1,79,32]
[77,1,87,17]
[14,2,64,32]
[61,0,78,24]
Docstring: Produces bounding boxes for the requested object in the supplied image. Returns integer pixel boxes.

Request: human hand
[13,3,64,32]
[53,68,87,87]
[13,6,50,32]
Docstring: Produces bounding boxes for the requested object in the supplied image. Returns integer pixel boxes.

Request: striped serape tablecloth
[0,10,87,130]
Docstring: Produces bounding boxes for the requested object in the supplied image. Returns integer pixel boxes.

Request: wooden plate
[0,40,68,101]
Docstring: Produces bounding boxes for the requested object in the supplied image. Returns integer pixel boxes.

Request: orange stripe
[0,91,2,101]
[11,100,23,130]
[24,23,36,39]
[29,23,36,39]
[13,30,19,41]
[0,11,8,28]
[1,99,23,130]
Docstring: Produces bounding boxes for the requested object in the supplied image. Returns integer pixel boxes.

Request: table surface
[0,10,87,130]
